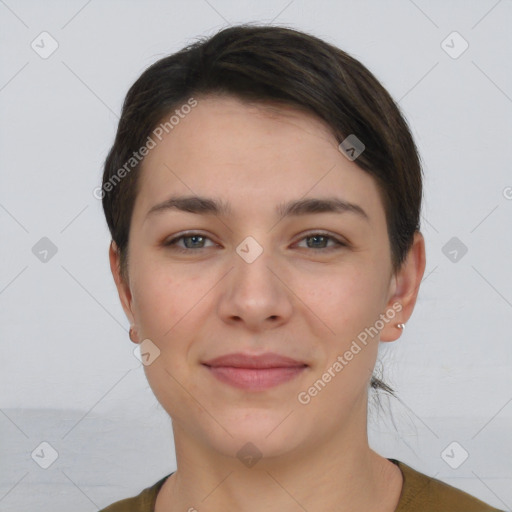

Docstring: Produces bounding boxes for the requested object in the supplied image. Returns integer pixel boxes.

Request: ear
[109,241,138,342]
[380,231,426,342]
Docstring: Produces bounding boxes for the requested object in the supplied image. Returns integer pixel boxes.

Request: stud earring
[396,323,405,330]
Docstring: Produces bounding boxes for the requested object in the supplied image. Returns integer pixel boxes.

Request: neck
[155,400,403,512]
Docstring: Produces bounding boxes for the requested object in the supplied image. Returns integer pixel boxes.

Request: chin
[205,412,305,460]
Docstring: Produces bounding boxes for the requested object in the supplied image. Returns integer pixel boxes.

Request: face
[111,95,419,463]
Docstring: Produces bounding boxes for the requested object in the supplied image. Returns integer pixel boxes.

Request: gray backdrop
[1,0,511,510]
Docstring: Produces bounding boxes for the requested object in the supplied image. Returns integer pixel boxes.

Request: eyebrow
[145,195,369,221]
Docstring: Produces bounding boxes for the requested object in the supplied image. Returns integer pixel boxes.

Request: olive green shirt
[99,459,504,511]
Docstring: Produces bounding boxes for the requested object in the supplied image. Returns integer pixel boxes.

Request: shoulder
[392,459,505,512]
[99,495,141,512]
[98,473,172,512]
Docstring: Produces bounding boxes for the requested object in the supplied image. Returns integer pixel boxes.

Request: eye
[163,231,347,254]
[294,232,347,251]
[163,233,217,252]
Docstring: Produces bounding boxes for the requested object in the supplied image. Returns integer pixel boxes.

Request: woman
[99,24,503,512]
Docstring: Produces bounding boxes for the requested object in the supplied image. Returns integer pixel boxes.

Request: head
[102,24,425,462]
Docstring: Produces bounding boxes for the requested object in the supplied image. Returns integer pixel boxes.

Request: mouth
[202,352,308,391]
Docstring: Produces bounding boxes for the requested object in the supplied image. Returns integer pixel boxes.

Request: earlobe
[380,231,426,342]
[379,311,407,342]
[129,325,140,344]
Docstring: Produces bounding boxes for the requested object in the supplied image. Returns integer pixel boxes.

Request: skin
[109,95,426,512]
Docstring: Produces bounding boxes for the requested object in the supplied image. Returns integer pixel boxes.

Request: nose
[216,244,293,332]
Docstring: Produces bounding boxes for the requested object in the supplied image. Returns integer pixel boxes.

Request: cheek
[300,265,380,325]
[130,262,181,333]
[130,244,189,309]
[296,266,386,377]
[303,273,382,395]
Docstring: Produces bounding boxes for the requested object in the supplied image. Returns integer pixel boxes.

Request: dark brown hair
[101,23,423,397]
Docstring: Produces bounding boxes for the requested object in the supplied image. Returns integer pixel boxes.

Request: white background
[1,0,511,510]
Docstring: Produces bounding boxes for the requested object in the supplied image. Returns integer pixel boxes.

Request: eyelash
[162,231,347,254]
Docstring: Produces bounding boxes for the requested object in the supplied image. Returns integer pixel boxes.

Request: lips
[202,352,307,369]
[202,352,308,391]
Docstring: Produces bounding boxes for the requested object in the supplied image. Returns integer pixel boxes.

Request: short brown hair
[101,23,423,397]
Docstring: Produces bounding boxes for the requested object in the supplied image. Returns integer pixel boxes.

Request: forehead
[143,95,341,167]
[133,95,385,228]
